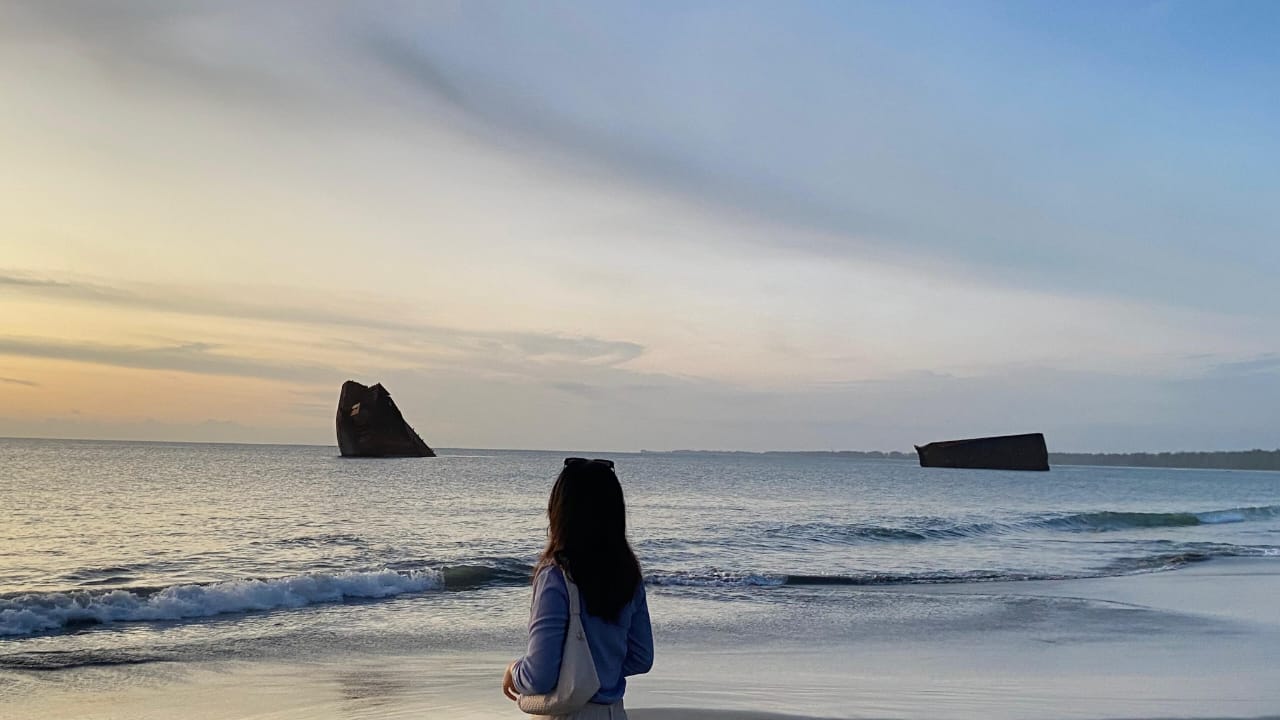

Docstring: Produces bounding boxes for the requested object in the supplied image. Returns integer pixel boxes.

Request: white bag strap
[562,570,583,617]
[530,563,584,618]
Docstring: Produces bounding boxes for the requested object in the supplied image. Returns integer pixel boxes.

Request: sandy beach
[6,557,1278,720]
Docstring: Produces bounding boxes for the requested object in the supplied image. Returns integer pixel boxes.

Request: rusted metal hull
[336,380,435,458]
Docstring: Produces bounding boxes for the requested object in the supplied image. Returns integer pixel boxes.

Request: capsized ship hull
[915,433,1049,471]
[336,380,435,458]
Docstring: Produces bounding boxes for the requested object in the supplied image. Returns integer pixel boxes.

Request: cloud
[5,332,1278,453]
[0,336,341,384]
[8,1,1279,317]
[355,6,1280,315]
[498,334,643,365]
[0,271,410,333]
[0,273,133,303]
[0,415,314,445]
[549,381,597,398]
[0,1,339,114]
[366,361,1280,453]
[1207,353,1280,377]
[0,271,645,367]
[0,376,39,387]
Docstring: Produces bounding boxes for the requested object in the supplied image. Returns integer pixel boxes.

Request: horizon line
[2,436,1277,457]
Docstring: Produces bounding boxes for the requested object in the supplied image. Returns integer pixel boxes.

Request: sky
[0,0,1277,452]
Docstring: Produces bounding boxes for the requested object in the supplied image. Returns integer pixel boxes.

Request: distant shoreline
[640,448,1280,472]
[1049,449,1280,472]
[3,437,1279,471]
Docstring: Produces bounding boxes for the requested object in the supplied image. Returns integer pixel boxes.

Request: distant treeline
[1051,449,1280,471]
[641,449,917,460]
[762,450,916,460]
[641,448,1280,471]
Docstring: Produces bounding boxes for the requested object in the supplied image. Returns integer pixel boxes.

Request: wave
[764,505,1280,545]
[1037,505,1280,532]
[5,531,1277,638]
[0,568,442,638]
[646,568,1063,588]
[0,557,545,638]
[646,570,788,587]
[438,558,533,589]
[249,533,367,549]
[762,519,1005,543]
[648,543,1280,589]
[0,649,170,671]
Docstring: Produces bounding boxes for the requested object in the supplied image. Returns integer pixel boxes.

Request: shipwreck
[335,380,435,458]
[915,433,1049,471]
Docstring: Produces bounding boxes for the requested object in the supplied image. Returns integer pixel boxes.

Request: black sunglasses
[564,457,615,469]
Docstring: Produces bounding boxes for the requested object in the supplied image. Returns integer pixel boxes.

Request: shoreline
[4,557,1278,719]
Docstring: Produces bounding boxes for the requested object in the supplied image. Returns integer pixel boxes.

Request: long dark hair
[536,459,642,623]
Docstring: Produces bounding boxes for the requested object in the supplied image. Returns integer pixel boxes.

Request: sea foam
[0,568,442,637]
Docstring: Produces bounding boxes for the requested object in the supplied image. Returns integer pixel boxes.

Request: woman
[503,457,654,718]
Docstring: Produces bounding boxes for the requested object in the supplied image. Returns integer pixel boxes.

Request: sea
[2,438,1279,716]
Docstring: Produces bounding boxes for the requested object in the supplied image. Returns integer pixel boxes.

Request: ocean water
[2,438,1279,677]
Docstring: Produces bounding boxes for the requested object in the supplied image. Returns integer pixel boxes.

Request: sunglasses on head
[563,457,615,469]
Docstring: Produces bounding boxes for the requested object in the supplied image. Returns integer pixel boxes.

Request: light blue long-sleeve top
[512,564,654,704]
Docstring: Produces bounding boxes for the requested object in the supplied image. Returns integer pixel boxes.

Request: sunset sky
[1,1,1277,452]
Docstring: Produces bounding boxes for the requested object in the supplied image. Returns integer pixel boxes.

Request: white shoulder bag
[517,570,602,715]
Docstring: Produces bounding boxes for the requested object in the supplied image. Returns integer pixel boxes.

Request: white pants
[544,700,626,720]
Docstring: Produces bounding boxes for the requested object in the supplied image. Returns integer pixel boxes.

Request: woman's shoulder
[532,562,568,592]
